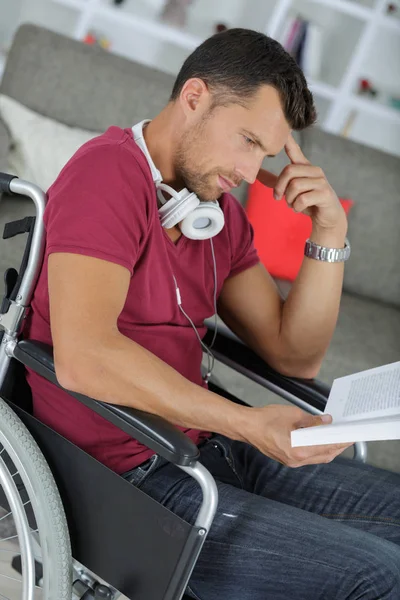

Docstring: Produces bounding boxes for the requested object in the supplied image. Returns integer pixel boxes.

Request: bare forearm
[280,223,347,376]
[57,331,249,441]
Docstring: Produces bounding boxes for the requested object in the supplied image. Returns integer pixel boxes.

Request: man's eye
[244,136,255,147]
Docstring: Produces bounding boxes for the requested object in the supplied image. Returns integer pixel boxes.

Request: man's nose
[235,157,264,185]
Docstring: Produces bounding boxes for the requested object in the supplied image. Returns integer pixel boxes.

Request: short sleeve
[44,143,149,274]
[224,194,260,278]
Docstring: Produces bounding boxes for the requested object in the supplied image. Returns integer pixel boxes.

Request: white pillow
[0,94,102,192]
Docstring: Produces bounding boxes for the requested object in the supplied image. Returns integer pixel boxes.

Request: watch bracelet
[304,238,351,263]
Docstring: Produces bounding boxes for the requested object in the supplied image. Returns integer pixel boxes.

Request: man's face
[174,84,291,202]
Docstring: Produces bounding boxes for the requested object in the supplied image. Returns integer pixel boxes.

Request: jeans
[122,435,400,600]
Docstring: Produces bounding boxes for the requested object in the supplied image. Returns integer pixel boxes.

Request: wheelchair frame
[0,172,367,599]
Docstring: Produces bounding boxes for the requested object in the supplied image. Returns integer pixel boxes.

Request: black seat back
[0,349,33,413]
[12,401,197,600]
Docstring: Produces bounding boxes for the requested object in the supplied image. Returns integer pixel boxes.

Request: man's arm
[49,252,246,442]
[49,252,351,467]
[217,251,344,379]
[218,135,348,379]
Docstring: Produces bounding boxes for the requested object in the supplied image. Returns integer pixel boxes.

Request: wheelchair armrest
[13,339,200,467]
[204,320,330,412]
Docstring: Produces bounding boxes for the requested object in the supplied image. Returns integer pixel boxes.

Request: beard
[175,158,221,202]
[173,117,232,202]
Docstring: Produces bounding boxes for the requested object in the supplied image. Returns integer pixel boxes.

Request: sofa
[0,24,399,471]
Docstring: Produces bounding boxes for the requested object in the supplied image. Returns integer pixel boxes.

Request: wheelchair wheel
[0,398,72,599]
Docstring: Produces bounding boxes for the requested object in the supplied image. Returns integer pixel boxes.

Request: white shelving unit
[6,0,400,156]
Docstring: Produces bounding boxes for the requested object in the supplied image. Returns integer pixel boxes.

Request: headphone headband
[132,120,163,184]
[131,120,225,240]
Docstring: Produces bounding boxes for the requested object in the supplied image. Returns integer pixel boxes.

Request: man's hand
[241,404,352,468]
[257,134,347,233]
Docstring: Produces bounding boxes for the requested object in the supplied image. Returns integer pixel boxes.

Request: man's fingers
[291,190,322,214]
[285,133,311,165]
[291,445,352,467]
[274,164,323,199]
[291,442,353,467]
[295,412,332,429]
[284,177,325,207]
[256,168,278,189]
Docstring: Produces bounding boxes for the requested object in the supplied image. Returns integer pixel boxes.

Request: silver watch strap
[304,237,351,263]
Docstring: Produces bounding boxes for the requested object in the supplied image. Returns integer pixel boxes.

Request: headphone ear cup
[158,190,200,229]
[180,202,225,240]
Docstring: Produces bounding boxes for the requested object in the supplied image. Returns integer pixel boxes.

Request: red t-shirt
[23,126,259,474]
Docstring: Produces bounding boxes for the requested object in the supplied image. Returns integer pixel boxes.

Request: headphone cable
[173,238,218,383]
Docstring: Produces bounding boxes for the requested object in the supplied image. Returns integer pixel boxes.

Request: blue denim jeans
[122,435,400,600]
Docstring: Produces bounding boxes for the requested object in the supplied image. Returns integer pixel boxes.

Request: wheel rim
[0,443,43,600]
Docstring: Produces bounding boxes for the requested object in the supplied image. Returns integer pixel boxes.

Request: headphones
[132,120,225,240]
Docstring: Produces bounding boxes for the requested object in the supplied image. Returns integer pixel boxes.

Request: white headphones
[132,120,225,240]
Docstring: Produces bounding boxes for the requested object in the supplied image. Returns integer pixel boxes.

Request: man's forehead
[242,93,291,154]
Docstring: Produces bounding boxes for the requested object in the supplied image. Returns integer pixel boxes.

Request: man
[24,28,400,599]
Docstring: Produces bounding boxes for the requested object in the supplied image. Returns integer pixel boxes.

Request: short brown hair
[170,28,316,130]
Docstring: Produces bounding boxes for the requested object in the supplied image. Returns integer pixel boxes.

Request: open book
[291,361,400,447]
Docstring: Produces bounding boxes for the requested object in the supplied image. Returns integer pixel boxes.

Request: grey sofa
[0,24,399,471]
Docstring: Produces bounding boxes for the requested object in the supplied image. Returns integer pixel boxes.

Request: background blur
[1,0,400,158]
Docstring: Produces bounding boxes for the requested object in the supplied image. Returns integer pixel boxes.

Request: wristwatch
[304,237,351,263]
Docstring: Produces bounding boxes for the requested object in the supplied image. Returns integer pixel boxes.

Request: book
[293,20,309,67]
[283,17,303,53]
[302,22,323,81]
[280,17,323,82]
[291,361,400,447]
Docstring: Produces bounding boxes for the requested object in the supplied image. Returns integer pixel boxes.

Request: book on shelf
[280,15,323,82]
[291,361,400,447]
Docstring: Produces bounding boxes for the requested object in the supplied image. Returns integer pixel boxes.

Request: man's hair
[170,28,316,130]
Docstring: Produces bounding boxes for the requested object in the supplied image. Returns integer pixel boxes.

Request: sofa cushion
[302,128,400,308]
[246,179,354,281]
[319,292,400,384]
[0,94,101,192]
[0,24,174,133]
[242,128,400,308]
[274,281,400,382]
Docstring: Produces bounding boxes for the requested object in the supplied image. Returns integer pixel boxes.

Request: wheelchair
[0,171,368,600]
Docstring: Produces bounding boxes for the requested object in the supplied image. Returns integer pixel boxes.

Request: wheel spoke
[0,534,18,543]
[0,500,31,523]
[0,571,22,583]
[0,510,12,522]
[0,547,42,562]
[0,528,38,543]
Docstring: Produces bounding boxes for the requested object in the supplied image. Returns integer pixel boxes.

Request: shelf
[98,4,201,51]
[306,0,373,20]
[357,23,400,104]
[308,79,337,99]
[93,0,278,52]
[281,0,366,88]
[349,94,400,123]
[88,12,192,75]
[45,0,400,159]
[52,0,87,9]
[341,105,400,157]
[379,13,400,33]
[312,95,333,125]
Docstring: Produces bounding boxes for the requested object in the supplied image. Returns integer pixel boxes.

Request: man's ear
[179,78,210,115]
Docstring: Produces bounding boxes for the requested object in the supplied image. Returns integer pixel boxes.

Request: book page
[291,414,400,447]
[325,361,400,423]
